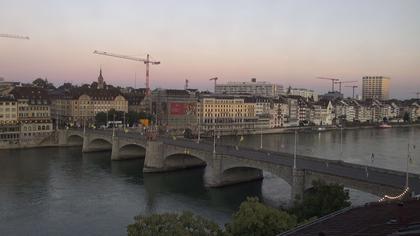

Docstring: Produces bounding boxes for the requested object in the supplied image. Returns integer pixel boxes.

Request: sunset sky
[1,0,419,98]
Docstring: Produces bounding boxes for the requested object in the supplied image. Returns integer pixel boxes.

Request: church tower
[98,68,104,89]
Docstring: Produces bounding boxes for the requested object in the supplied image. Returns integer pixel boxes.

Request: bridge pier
[291,168,305,203]
[57,130,68,146]
[111,136,120,160]
[143,140,166,172]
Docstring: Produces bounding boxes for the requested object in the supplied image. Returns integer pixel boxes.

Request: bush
[127,211,223,236]
[225,197,297,236]
[290,180,351,222]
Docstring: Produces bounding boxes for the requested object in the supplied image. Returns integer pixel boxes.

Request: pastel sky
[1,0,420,99]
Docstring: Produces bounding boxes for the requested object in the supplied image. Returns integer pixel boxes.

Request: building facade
[10,87,53,144]
[362,76,390,101]
[51,88,128,127]
[197,96,258,135]
[215,78,283,97]
[151,89,198,131]
[0,96,19,144]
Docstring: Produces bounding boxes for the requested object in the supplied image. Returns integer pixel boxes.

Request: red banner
[170,102,187,115]
[170,102,196,115]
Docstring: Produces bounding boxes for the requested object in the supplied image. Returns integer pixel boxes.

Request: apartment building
[51,88,128,127]
[197,96,258,134]
[0,96,19,144]
[362,76,390,100]
[215,78,283,97]
[289,88,318,101]
[10,87,53,143]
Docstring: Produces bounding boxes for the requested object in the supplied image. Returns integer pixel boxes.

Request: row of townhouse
[0,86,53,145]
[333,99,420,123]
[50,87,128,127]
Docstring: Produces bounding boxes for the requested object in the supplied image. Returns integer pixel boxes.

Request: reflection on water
[0,127,418,235]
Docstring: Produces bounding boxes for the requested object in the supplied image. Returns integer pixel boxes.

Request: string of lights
[378,187,410,202]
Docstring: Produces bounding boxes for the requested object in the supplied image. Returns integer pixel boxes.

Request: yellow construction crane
[93,50,160,95]
[0,34,30,40]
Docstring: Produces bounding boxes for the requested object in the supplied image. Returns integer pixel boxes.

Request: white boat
[379,123,392,128]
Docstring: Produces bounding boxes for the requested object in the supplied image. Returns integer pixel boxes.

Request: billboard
[170,102,196,115]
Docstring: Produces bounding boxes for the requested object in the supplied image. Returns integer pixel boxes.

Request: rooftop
[281,200,420,236]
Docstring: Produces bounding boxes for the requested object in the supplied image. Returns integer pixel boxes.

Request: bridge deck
[70,130,420,194]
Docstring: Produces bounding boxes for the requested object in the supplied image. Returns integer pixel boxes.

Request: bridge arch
[119,143,146,159]
[221,161,293,186]
[164,153,207,171]
[86,138,112,152]
[67,134,83,145]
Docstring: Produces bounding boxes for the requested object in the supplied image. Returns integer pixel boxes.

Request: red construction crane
[317,77,340,92]
[0,34,30,40]
[93,50,160,95]
[345,85,358,98]
[335,80,357,93]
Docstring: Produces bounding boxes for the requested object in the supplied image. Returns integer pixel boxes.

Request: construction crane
[335,80,357,93]
[413,91,420,99]
[317,77,339,92]
[0,34,30,40]
[93,50,160,95]
[345,85,358,98]
[209,77,218,93]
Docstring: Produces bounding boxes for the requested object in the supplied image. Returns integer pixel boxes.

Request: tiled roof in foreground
[280,199,420,236]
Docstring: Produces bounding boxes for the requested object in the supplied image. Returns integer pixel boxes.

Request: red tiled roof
[281,200,420,236]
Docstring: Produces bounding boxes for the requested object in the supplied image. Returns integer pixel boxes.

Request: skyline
[1,0,420,98]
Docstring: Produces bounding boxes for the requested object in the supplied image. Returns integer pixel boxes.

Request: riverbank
[200,122,420,137]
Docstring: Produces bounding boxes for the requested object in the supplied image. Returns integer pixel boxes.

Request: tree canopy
[225,197,297,236]
[290,180,351,222]
[127,212,223,236]
[32,78,55,89]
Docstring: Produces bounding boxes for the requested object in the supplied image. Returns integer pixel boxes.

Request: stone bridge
[57,129,420,202]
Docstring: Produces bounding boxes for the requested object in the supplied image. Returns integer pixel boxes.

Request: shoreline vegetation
[127,180,351,236]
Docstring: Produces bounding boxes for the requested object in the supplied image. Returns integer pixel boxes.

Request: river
[0,127,419,235]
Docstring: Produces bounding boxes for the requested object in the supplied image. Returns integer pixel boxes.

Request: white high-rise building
[215,78,283,97]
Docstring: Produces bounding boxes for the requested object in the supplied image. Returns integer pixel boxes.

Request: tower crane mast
[210,77,218,93]
[93,50,160,95]
[345,85,358,98]
[335,80,357,93]
[317,77,339,92]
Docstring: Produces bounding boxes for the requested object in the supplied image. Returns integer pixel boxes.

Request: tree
[32,78,55,89]
[290,180,350,222]
[127,212,223,236]
[90,81,98,89]
[225,197,297,236]
[58,82,74,90]
[95,112,107,127]
[403,112,411,123]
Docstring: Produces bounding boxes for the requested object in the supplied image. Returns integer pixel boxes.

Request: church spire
[98,67,104,89]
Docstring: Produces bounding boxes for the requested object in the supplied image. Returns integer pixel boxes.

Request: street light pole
[260,124,263,149]
[293,130,297,169]
[406,143,410,188]
[112,113,116,137]
[197,104,201,144]
[213,112,216,155]
[340,125,343,156]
